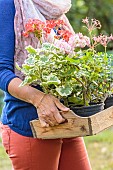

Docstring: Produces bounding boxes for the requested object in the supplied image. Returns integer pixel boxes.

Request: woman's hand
[36,94,69,127]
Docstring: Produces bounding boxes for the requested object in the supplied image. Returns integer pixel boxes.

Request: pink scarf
[14,0,74,79]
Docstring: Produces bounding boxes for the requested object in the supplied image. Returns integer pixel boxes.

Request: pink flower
[93,34,113,47]
[68,33,90,49]
[82,17,89,25]
[91,18,101,29]
[108,34,113,41]
[82,17,101,32]
[54,39,72,54]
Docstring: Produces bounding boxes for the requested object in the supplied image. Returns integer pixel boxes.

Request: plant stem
[89,31,95,55]
[63,98,69,107]
[74,77,87,90]
[105,46,107,56]
[83,88,87,106]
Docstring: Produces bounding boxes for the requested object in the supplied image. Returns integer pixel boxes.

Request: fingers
[54,98,69,112]
[38,107,65,127]
[39,111,56,127]
[37,94,69,127]
[38,109,59,126]
[53,110,66,124]
[39,118,49,128]
[49,107,65,124]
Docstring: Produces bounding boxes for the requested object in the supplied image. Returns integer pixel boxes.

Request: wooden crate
[30,106,113,139]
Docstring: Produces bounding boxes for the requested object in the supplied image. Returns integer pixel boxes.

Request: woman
[0,0,92,169]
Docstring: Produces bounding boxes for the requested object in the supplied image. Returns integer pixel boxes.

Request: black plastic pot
[104,95,113,109]
[70,103,104,117]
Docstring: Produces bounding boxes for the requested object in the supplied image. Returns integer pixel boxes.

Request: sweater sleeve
[0,0,18,92]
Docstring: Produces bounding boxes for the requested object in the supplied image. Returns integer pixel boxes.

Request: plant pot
[104,95,113,109]
[70,103,104,117]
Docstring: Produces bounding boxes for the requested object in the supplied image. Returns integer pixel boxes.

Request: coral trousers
[0,123,92,170]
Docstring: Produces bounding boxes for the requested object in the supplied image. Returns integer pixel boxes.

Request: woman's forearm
[8,77,45,107]
[8,77,69,127]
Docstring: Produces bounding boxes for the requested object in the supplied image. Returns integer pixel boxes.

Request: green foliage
[20,44,77,100]
[69,51,113,105]
[20,44,113,107]
[19,17,113,107]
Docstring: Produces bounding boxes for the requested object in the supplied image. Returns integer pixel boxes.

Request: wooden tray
[30,106,113,139]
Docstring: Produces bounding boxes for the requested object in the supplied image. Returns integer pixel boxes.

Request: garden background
[0,0,113,169]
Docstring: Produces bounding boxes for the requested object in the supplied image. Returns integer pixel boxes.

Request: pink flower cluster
[82,17,101,32]
[54,39,72,54]
[93,34,113,47]
[82,17,113,49]
[54,33,90,55]
[23,17,113,55]
[68,33,90,49]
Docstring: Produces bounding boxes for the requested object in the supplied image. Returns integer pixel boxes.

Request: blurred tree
[67,0,113,49]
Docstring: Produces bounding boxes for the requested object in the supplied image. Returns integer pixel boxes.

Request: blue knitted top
[0,0,41,137]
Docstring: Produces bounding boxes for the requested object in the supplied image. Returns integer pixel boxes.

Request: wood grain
[30,106,113,139]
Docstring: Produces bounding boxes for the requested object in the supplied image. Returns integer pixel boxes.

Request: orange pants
[0,124,92,170]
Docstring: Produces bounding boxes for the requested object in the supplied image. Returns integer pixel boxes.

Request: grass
[84,128,113,170]
[0,129,113,170]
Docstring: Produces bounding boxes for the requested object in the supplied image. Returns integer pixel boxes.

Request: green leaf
[25,57,35,65]
[40,55,50,63]
[15,63,21,71]
[92,81,98,86]
[46,74,61,85]
[103,54,108,62]
[68,96,84,105]
[25,45,37,55]
[56,85,73,97]
[42,42,56,51]
[20,75,39,86]
[19,76,32,86]
[22,64,33,70]
[66,56,80,65]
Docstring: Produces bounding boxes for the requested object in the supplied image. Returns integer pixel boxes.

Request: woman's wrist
[28,87,46,108]
[35,93,47,108]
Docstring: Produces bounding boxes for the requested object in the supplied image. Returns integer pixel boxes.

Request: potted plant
[67,18,113,116]
[104,54,113,109]
[17,17,113,117]
[67,50,113,116]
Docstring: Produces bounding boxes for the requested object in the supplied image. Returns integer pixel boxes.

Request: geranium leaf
[56,85,73,97]
[46,74,61,85]
[25,45,37,54]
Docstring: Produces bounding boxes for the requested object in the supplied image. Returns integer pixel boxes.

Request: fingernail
[64,108,69,111]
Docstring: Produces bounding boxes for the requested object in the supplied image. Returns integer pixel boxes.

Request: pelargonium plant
[18,17,113,107]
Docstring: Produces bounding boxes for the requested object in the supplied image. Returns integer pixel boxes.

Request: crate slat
[30,106,113,139]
